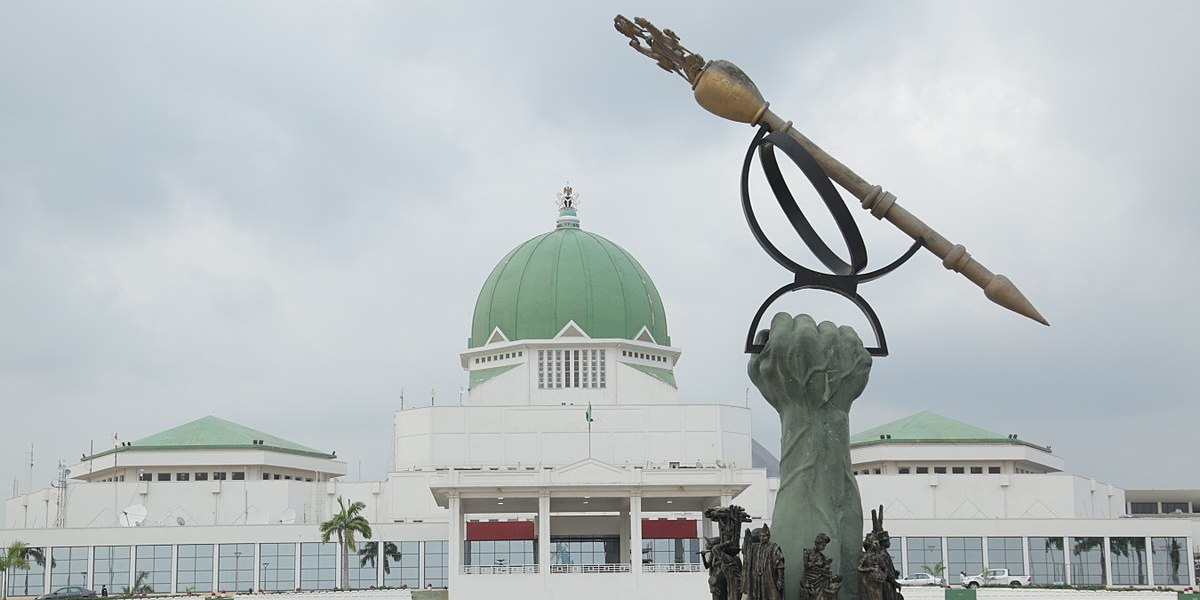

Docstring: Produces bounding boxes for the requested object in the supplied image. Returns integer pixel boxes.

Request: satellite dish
[120,504,148,527]
[279,508,297,524]
[247,507,269,525]
[176,516,186,526]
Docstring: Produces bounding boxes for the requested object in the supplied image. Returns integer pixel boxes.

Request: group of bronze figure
[701,505,903,600]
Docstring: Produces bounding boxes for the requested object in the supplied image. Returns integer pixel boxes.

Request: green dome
[470,209,669,348]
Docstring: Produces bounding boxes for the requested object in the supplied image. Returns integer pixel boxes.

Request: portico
[429,458,752,600]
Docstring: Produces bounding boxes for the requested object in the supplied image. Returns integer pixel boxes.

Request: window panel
[176,545,213,593]
[947,537,983,579]
[6,547,47,597]
[986,537,1024,575]
[1069,537,1105,585]
[1109,537,1146,585]
[345,542,378,590]
[135,545,173,593]
[423,541,448,588]
[259,543,296,592]
[380,542,419,589]
[1152,537,1188,585]
[94,546,131,589]
[1028,537,1065,585]
[906,537,942,579]
[217,544,254,593]
[50,546,89,589]
[300,542,336,590]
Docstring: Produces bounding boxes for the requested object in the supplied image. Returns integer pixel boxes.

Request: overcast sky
[2,2,1197,518]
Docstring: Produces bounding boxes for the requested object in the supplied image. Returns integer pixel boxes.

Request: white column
[1021,537,1031,583]
[1144,536,1154,586]
[87,546,95,590]
[1102,536,1113,587]
[1063,537,1072,585]
[252,544,260,591]
[538,492,551,587]
[447,492,462,588]
[629,492,642,582]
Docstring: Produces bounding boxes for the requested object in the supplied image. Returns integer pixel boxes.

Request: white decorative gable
[554,320,590,339]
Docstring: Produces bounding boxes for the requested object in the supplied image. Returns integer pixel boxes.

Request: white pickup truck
[960,569,1032,588]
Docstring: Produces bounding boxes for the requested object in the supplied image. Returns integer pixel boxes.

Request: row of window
[4,541,450,596]
[889,536,1189,586]
[473,351,523,365]
[537,349,606,389]
[137,472,246,482]
[1131,501,1192,514]
[854,466,1002,475]
[463,537,700,568]
[620,350,668,364]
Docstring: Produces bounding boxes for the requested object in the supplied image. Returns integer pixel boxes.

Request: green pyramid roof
[850,411,1049,452]
[87,416,334,460]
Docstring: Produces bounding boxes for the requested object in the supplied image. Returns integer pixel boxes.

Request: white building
[2,192,1195,598]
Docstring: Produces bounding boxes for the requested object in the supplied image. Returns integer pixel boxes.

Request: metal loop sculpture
[741,127,922,355]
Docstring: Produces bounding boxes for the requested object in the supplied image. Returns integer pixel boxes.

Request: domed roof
[470,192,669,348]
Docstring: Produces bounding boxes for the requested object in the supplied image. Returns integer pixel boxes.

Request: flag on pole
[585,402,594,423]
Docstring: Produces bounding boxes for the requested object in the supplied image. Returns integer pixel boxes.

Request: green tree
[319,496,372,589]
[122,571,151,598]
[1,541,33,600]
[922,560,947,585]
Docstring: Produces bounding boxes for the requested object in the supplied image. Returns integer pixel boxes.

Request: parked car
[37,587,97,600]
[960,569,1032,588]
[898,572,944,586]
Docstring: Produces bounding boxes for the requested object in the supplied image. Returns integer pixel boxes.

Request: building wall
[393,404,751,470]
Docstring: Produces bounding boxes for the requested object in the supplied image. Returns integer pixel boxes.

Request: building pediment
[551,458,629,484]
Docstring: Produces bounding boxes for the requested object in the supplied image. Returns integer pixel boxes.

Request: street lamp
[233,551,242,592]
[261,562,269,591]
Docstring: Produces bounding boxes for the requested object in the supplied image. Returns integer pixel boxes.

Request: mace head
[693,59,769,126]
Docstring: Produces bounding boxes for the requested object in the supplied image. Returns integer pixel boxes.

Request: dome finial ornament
[555,182,582,229]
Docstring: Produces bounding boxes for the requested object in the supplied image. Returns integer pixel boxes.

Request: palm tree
[122,571,151,598]
[17,547,48,598]
[1,541,33,600]
[319,496,372,590]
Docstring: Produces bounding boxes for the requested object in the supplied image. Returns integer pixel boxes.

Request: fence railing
[642,562,705,573]
[549,563,631,574]
[461,564,539,575]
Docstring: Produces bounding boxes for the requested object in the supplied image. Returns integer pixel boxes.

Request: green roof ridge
[622,362,677,388]
[851,411,1011,445]
[84,416,333,460]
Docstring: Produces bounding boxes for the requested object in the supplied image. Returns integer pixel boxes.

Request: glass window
[897,467,910,474]
[217,544,254,593]
[176,545,214,593]
[947,537,983,580]
[1109,537,1147,585]
[1130,502,1158,514]
[259,543,296,592]
[969,467,983,474]
[176,473,190,481]
[195,472,208,481]
[916,467,928,474]
[138,472,152,481]
[906,537,942,579]
[988,466,1001,474]
[952,467,964,474]
[214,472,227,481]
[987,537,1024,575]
[465,540,536,568]
[1162,502,1189,514]
[94,546,131,590]
[135,545,172,593]
[50,546,89,588]
[423,541,448,588]
[642,538,700,568]
[1028,537,1065,585]
[934,467,946,474]
[232,472,245,481]
[551,536,620,567]
[157,473,170,481]
[300,542,336,590]
[1069,537,1105,585]
[380,542,419,589]
[345,542,378,589]
[1152,537,1188,585]
[6,546,47,597]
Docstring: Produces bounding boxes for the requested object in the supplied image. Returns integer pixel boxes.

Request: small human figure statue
[741,524,785,600]
[857,534,886,600]
[701,536,740,600]
[799,533,842,600]
[859,507,903,600]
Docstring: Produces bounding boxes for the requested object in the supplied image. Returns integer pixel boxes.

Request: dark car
[37,587,97,600]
